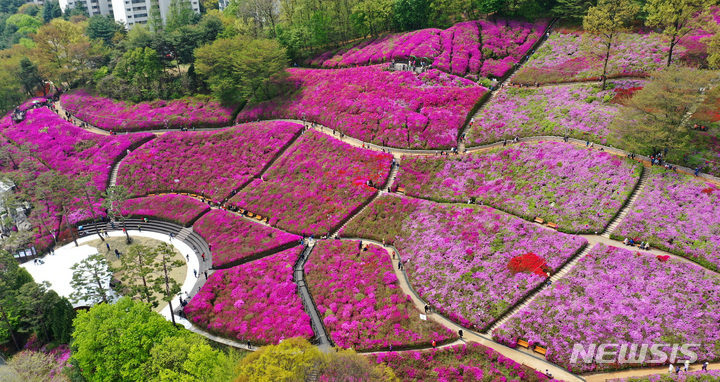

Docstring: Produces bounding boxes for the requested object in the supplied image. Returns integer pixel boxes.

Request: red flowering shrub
[507,253,548,276]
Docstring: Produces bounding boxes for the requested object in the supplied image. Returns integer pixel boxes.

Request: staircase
[109,164,120,187]
[384,163,400,191]
[601,168,649,239]
[486,244,593,336]
[176,227,193,241]
[293,242,333,351]
[330,193,380,238]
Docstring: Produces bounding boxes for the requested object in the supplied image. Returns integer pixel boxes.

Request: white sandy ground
[21,230,196,329]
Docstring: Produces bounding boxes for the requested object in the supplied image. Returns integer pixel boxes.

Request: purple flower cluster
[193,209,301,268]
[609,369,720,381]
[236,65,486,149]
[120,195,210,226]
[184,247,314,345]
[397,141,642,232]
[229,130,392,236]
[307,19,547,78]
[60,89,237,132]
[513,32,670,85]
[493,244,720,373]
[614,169,720,271]
[118,121,302,202]
[1,107,153,191]
[341,194,587,330]
[465,81,645,145]
[370,342,551,381]
[306,240,454,350]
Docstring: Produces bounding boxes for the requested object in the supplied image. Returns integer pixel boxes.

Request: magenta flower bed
[118,121,302,202]
[465,80,645,145]
[236,66,486,149]
[341,195,587,330]
[614,169,720,271]
[184,247,314,345]
[369,343,551,381]
[120,195,210,226]
[397,141,642,233]
[609,369,720,382]
[229,130,392,236]
[513,32,671,85]
[307,19,548,78]
[494,244,720,373]
[306,240,454,350]
[1,107,153,191]
[193,209,301,269]
[60,89,237,132]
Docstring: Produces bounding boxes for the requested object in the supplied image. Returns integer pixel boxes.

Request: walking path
[293,242,333,352]
[601,168,649,238]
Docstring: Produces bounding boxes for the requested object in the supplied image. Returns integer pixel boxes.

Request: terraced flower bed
[61,89,238,132]
[117,121,302,202]
[397,141,642,233]
[493,244,720,373]
[120,195,210,226]
[229,130,392,236]
[340,195,587,330]
[609,369,720,381]
[184,247,314,345]
[1,107,153,190]
[613,169,720,271]
[307,19,547,78]
[306,240,454,351]
[236,66,486,149]
[512,32,670,85]
[193,209,301,269]
[370,342,551,381]
[465,81,644,145]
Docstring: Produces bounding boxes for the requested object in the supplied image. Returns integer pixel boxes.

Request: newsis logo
[570,343,700,364]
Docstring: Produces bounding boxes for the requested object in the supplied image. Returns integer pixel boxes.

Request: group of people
[389,58,430,73]
[623,237,650,250]
[669,361,709,374]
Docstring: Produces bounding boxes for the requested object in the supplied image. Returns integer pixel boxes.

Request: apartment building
[111,0,200,28]
[59,0,114,17]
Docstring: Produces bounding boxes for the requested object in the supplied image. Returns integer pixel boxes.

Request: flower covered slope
[613,169,720,271]
[120,195,210,226]
[184,247,314,345]
[61,89,238,132]
[236,66,486,149]
[229,130,392,236]
[609,369,720,382]
[0,107,153,191]
[397,141,642,233]
[465,80,644,145]
[513,31,672,85]
[117,121,302,202]
[340,195,587,330]
[307,19,548,78]
[305,240,454,351]
[370,342,552,381]
[193,209,301,269]
[493,244,720,373]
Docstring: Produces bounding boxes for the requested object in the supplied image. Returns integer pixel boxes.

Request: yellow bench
[547,222,558,230]
[534,346,548,355]
[534,217,544,224]
[517,339,530,349]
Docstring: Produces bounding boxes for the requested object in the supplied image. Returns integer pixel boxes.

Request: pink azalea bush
[118,121,302,202]
[60,89,237,132]
[1,107,153,191]
[610,369,720,381]
[613,168,720,271]
[513,32,672,85]
[397,141,642,233]
[465,80,645,145]
[120,195,210,226]
[369,343,552,381]
[340,195,587,330]
[493,244,720,373]
[229,130,392,236]
[236,66,487,149]
[184,247,314,345]
[306,240,454,350]
[193,209,301,268]
[307,19,547,78]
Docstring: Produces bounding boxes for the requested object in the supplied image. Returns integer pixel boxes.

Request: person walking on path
[106,243,110,251]
[685,360,690,372]
[201,253,206,262]
[204,271,208,279]
[432,340,437,348]
[193,269,198,278]
[186,254,190,261]
[669,364,674,373]
[702,362,708,371]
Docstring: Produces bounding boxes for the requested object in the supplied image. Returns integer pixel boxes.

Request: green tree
[5,14,43,35]
[69,252,113,305]
[392,0,430,32]
[113,47,163,88]
[42,1,63,22]
[102,185,132,244]
[50,295,75,344]
[71,297,179,382]
[153,243,183,325]
[149,333,238,382]
[708,31,720,69]
[166,0,197,31]
[352,0,393,37]
[552,0,596,20]
[17,281,58,343]
[18,3,41,16]
[0,250,31,350]
[148,0,164,32]
[31,18,95,86]
[612,67,715,157]
[19,57,46,97]
[645,0,715,67]
[316,348,397,381]
[0,0,25,14]
[87,15,120,46]
[117,244,158,307]
[234,337,323,381]
[583,0,639,90]
[195,36,288,103]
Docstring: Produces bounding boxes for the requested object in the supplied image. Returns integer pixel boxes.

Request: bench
[534,346,548,355]
[547,222,558,230]
[247,212,255,217]
[148,193,156,196]
[397,187,406,195]
[255,215,263,221]
[517,339,530,349]
[534,217,544,224]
